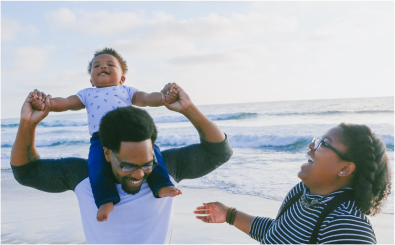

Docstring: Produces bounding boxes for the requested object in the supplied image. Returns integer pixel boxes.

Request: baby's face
[90,54,125,88]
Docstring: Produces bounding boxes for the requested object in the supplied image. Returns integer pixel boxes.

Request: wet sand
[2,171,393,243]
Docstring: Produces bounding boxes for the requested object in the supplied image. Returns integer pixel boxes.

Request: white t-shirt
[75,176,177,244]
[76,85,138,135]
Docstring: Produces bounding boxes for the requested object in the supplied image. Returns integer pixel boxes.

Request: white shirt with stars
[76,85,138,135]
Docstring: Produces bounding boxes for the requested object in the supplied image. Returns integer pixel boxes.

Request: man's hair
[99,106,157,153]
[87,47,128,75]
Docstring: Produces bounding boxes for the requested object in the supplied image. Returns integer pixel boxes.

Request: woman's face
[298,126,349,193]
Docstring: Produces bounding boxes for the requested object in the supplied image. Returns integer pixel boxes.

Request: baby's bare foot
[97,202,114,222]
[158,186,182,198]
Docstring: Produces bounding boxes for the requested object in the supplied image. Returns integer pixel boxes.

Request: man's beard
[120,173,149,195]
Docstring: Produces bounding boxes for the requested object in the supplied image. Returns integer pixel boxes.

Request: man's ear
[339,161,356,177]
[119,76,126,85]
[103,147,111,162]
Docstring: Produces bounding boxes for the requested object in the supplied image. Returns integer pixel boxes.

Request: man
[11,83,233,243]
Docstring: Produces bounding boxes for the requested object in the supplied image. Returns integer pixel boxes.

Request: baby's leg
[147,145,181,198]
[157,186,182,197]
[88,134,120,222]
[97,202,114,222]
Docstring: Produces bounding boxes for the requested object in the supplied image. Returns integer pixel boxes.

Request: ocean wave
[153,112,257,123]
[269,110,393,116]
[228,134,310,148]
[0,152,11,159]
[1,138,89,148]
[38,120,88,127]
[0,134,395,149]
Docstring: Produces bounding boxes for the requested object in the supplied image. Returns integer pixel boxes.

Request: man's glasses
[311,138,352,162]
[110,150,158,172]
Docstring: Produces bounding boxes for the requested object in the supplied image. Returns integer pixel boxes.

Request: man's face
[104,139,154,195]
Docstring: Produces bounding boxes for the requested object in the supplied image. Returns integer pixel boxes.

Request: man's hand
[161,83,192,114]
[23,90,52,125]
[161,83,179,104]
[29,89,52,111]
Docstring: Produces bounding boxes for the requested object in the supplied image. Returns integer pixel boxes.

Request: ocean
[1,96,394,214]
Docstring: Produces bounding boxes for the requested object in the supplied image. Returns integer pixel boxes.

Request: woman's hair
[339,123,391,216]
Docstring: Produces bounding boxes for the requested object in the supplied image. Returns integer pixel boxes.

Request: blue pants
[89,133,174,208]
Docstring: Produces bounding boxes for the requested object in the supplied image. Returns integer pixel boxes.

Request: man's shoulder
[12,157,89,192]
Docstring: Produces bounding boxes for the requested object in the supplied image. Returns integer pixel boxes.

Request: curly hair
[339,123,391,216]
[87,47,128,75]
[99,106,157,153]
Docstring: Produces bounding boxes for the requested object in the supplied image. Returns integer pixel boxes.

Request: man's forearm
[11,120,39,166]
[182,104,225,143]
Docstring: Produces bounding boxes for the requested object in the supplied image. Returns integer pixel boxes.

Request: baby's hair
[87,47,128,75]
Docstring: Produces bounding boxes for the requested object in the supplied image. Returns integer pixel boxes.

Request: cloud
[44,8,150,37]
[111,36,195,57]
[168,50,253,67]
[2,46,57,76]
[44,8,298,44]
[1,16,39,42]
[156,12,298,41]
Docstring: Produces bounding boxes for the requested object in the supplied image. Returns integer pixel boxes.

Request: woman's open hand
[193,202,229,223]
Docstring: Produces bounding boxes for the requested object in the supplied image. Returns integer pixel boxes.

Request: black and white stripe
[249,182,377,244]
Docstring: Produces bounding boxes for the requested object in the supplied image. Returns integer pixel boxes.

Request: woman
[194,123,391,244]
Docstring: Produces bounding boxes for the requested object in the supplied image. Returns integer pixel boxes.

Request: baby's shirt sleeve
[125,86,138,102]
[76,88,87,106]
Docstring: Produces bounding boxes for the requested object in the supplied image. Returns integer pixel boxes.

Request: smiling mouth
[125,177,143,185]
[99,72,109,76]
[301,155,315,169]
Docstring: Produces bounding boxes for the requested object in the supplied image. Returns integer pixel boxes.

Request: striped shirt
[249,182,376,244]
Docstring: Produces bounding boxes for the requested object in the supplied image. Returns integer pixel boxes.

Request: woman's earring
[340,171,343,175]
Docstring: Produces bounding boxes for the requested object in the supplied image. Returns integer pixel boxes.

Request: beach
[2,170,393,244]
[2,97,394,243]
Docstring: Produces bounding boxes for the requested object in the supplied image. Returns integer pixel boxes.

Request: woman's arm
[193,202,255,235]
[194,202,274,242]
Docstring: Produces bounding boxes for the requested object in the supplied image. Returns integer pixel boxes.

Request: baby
[30,47,181,222]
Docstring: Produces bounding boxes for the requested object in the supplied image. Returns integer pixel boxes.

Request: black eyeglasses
[311,138,352,162]
[110,150,158,172]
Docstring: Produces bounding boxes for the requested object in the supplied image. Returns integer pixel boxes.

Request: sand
[1,171,393,244]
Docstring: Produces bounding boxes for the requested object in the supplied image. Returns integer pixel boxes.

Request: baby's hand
[29,89,51,111]
[165,88,179,104]
[161,83,179,104]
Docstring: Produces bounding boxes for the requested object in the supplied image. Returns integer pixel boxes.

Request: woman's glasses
[110,150,158,172]
[311,138,352,162]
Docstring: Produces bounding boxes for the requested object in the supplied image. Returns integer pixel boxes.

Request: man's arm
[159,83,232,182]
[11,93,88,192]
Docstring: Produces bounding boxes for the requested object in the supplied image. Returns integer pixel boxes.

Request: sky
[1,1,394,119]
